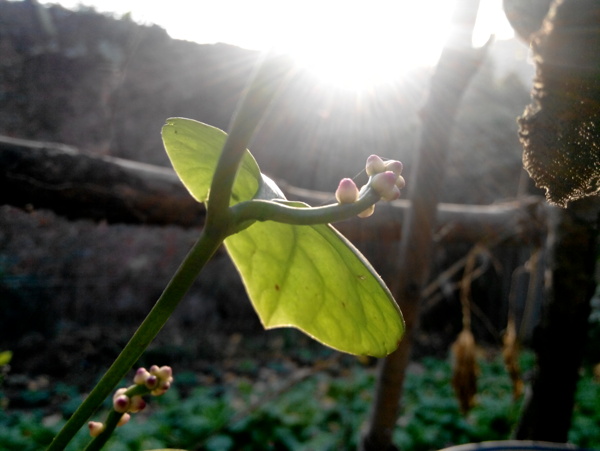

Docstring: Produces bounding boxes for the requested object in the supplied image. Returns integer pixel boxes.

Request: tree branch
[0,135,204,227]
[0,135,546,247]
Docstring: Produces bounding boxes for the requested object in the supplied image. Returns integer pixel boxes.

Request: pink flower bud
[151,380,171,396]
[335,178,359,204]
[395,175,406,189]
[134,367,151,386]
[366,155,385,176]
[151,387,166,396]
[381,186,401,201]
[117,413,131,427]
[114,388,127,397]
[129,395,146,413]
[145,375,159,390]
[149,365,160,375]
[370,171,397,198]
[156,366,173,381]
[113,394,131,413]
[88,421,105,437]
[357,204,375,218]
[384,160,403,176]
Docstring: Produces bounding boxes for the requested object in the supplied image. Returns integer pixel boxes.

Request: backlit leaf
[161,118,261,205]
[162,118,404,356]
[225,201,404,357]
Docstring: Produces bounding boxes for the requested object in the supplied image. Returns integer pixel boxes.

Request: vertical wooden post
[360,2,488,449]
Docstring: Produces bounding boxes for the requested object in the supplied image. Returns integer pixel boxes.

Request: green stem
[206,53,292,228]
[230,188,382,227]
[46,228,224,451]
[48,53,292,451]
[84,384,149,451]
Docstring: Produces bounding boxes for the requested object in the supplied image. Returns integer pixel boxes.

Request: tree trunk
[360,1,487,449]
[514,198,599,441]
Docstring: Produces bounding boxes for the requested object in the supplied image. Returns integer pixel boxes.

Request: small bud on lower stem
[145,375,159,390]
[129,395,146,413]
[134,367,151,386]
[88,421,105,437]
[117,413,131,427]
[113,394,130,413]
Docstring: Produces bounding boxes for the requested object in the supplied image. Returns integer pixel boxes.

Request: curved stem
[46,228,224,451]
[230,188,382,227]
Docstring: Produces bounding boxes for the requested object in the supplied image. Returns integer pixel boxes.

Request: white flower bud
[155,366,173,382]
[335,178,359,204]
[151,382,170,397]
[395,175,406,190]
[88,421,105,437]
[358,204,375,218]
[381,186,401,201]
[134,367,151,386]
[145,375,159,390]
[113,394,131,413]
[366,155,385,176]
[129,395,146,413]
[370,171,397,197]
[117,413,131,427]
[384,160,403,176]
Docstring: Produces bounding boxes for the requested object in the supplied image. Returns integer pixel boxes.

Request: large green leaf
[162,118,404,357]
[161,118,261,204]
[225,201,404,357]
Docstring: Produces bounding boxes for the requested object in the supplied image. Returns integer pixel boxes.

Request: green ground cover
[1,350,599,450]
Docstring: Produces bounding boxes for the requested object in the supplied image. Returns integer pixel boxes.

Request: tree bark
[0,134,546,246]
[360,1,487,449]
[514,198,599,441]
[512,0,600,439]
[0,135,204,227]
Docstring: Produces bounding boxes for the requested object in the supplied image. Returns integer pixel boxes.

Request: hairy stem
[46,228,224,451]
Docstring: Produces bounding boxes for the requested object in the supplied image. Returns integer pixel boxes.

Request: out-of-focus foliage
[2,352,599,450]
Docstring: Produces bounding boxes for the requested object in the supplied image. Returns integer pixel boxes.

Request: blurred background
[1,0,598,449]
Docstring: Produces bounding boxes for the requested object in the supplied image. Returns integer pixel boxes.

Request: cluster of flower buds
[334,154,405,218]
[88,365,173,437]
[133,365,174,396]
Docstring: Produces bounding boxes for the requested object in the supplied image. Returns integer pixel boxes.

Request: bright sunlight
[39,0,514,90]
